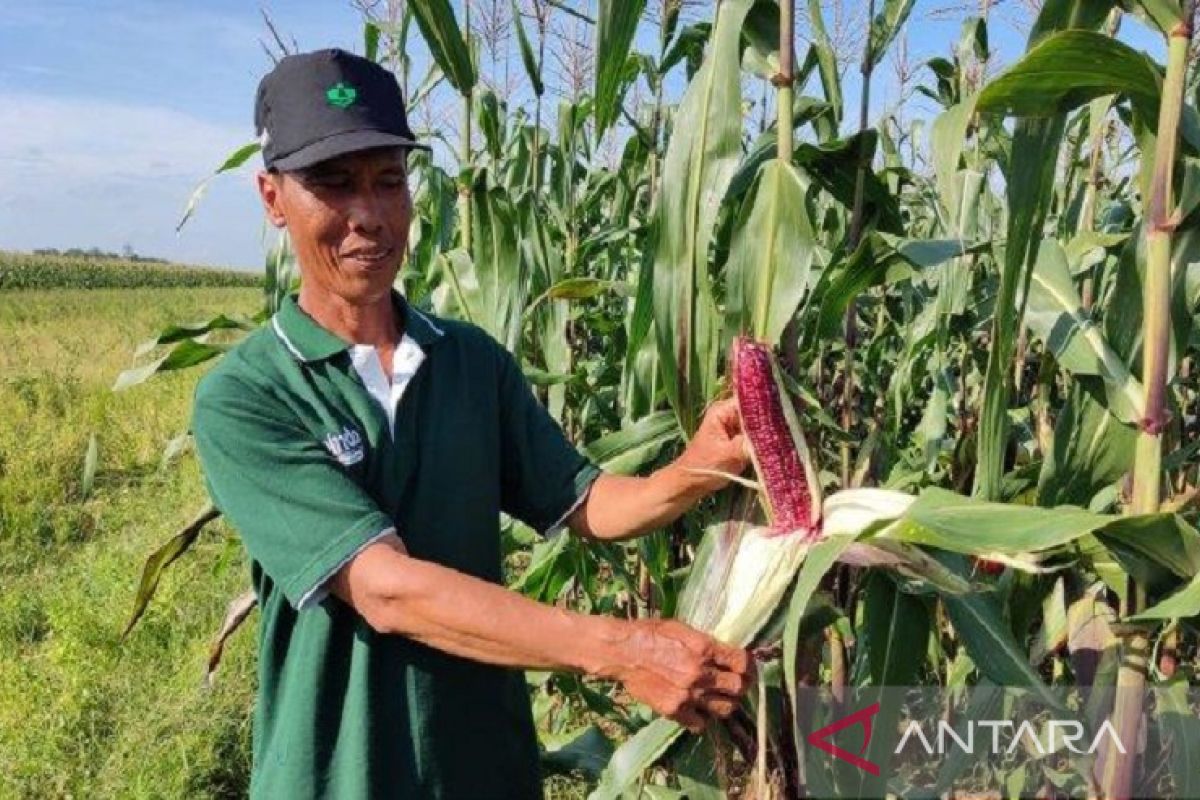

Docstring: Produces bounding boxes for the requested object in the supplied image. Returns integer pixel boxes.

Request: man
[192,48,753,799]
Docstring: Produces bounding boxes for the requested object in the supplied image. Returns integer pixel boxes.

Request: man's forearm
[568,466,708,542]
[334,541,629,676]
[331,533,755,732]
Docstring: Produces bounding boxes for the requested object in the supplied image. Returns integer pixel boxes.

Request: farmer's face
[257,147,412,305]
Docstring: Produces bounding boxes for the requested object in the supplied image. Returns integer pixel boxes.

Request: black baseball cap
[254,48,429,172]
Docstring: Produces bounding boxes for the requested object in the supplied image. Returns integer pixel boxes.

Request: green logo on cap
[325,82,357,108]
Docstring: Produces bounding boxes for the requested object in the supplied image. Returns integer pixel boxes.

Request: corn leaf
[806,0,842,127]
[511,0,543,97]
[890,486,1112,555]
[938,555,1064,710]
[589,718,684,800]
[932,681,1005,795]
[673,734,725,799]
[659,22,710,79]
[622,228,659,422]
[850,574,930,797]
[408,0,476,96]
[476,89,504,162]
[730,131,900,230]
[652,0,753,435]
[1129,571,1200,620]
[545,0,593,25]
[1023,238,1146,423]
[1095,513,1200,580]
[594,0,647,140]
[471,185,529,352]
[810,234,978,342]
[176,141,261,232]
[977,30,1161,120]
[1156,676,1200,800]
[783,534,859,771]
[930,95,979,217]
[204,589,258,687]
[724,160,818,344]
[113,339,228,391]
[512,533,573,601]
[122,505,221,638]
[583,411,680,475]
[867,0,916,69]
[741,0,781,81]
[541,726,614,780]
[1037,384,1136,507]
[1118,0,1184,36]
[134,314,254,358]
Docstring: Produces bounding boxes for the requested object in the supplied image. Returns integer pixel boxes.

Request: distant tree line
[31,246,170,265]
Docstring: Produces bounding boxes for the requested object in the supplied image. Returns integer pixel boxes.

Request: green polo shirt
[190,291,600,799]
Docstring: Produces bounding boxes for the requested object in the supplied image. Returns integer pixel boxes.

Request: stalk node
[1138,411,1170,435]
[769,72,791,88]
[1151,209,1183,233]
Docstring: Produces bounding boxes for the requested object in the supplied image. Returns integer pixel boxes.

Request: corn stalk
[1103,7,1196,798]
[839,0,876,488]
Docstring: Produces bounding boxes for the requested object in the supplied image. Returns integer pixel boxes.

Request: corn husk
[821,488,914,537]
[675,489,920,646]
[676,516,809,647]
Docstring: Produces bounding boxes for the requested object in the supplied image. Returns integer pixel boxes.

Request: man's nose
[346,191,386,234]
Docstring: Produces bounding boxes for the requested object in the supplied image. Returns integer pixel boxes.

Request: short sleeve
[191,374,396,611]
[495,345,602,534]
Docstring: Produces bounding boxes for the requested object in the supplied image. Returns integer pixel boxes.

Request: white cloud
[0,91,267,268]
[0,91,251,183]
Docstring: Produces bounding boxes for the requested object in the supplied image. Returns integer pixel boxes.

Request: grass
[0,287,591,799]
[0,288,261,799]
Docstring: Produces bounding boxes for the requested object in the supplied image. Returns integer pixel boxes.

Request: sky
[0,1,1168,272]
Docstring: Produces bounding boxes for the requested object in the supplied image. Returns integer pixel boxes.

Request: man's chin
[320,273,400,305]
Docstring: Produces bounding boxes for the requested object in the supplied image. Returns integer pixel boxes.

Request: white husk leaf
[685,489,920,646]
[710,527,809,646]
[821,488,914,536]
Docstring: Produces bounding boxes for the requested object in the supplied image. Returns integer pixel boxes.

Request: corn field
[123,0,1200,797]
[0,251,261,291]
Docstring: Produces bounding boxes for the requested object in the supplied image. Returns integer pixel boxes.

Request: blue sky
[0,1,1167,271]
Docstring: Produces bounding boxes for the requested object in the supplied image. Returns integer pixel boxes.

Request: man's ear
[256,170,287,229]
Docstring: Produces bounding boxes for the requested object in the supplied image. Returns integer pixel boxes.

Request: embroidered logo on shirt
[323,426,365,466]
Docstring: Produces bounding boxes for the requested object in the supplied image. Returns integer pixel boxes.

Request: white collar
[347,333,426,436]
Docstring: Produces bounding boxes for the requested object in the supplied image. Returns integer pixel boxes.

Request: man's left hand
[568,398,751,541]
[671,398,750,496]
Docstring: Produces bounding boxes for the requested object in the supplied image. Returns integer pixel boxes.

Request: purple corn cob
[732,337,819,536]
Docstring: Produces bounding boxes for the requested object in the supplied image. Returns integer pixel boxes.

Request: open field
[0,288,262,798]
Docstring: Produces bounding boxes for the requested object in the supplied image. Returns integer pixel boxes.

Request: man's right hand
[598,618,754,733]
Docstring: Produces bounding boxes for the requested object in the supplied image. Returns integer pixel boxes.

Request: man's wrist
[572,615,632,680]
[652,461,713,506]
